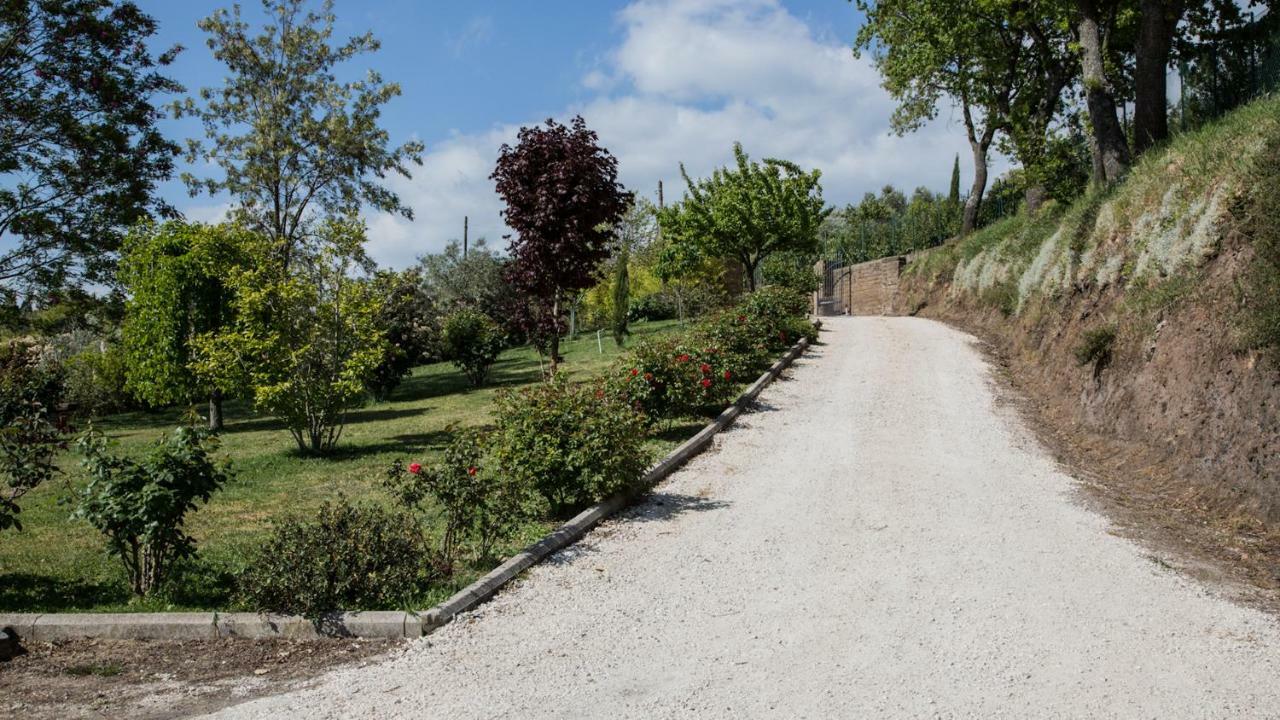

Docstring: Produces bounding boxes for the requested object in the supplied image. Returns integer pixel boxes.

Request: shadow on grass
[0,573,130,612]
[304,429,457,461]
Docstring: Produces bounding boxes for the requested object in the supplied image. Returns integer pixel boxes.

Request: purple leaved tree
[492,116,632,376]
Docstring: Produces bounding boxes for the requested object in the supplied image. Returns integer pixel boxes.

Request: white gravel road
[203,317,1280,719]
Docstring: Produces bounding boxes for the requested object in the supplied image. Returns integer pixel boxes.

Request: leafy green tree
[417,238,508,316]
[0,0,181,290]
[659,143,827,291]
[367,268,438,401]
[77,423,229,596]
[0,339,65,532]
[173,0,424,269]
[120,221,257,430]
[609,198,658,346]
[856,0,1029,235]
[192,218,387,454]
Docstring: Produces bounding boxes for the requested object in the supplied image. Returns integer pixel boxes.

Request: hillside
[895,96,1280,598]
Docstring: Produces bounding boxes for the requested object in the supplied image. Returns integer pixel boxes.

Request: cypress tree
[948,154,961,205]
[612,245,630,347]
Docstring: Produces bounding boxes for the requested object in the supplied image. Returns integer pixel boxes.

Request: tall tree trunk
[1077,0,1131,183]
[547,296,561,377]
[1133,0,1181,156]
[961,138,991,236]
[208,389,224,431]
[1024,184,1048,215]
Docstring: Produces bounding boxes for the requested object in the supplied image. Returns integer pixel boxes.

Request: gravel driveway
[202,317,1280,719]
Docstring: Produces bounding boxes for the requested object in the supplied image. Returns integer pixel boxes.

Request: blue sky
[138,0,998,267]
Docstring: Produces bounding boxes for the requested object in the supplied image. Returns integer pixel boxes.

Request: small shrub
[386,429,541,566]
[239,496,438,617]
[76,424,229,596]
[1074,324,1117,367]
[63,344,135,417]
[0,339,66,532]
[628,293,677,322]
[492,375,651,515]
[441,308,506,387]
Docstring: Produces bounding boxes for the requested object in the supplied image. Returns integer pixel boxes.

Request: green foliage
[76,424,229,596]
[615,285,815,426]
[120,221,256,422]
[386,430,540,566]
[977,171,1026,228]
[173,0,424,266]
[441,308,506,388]
[760,252,820,295]
[824,185,957,263]
[659,143,828,290]
[1243,134,1280,353]
[611,337,736,425]
[417,238,509,317]
[0,339,65,532]
[612,244,631,347]
[628,294,678,322]
[237,496,437,617]
[0,0,181,290]
[949,154,961,205]
[367,268,439,400]
[192,219,388,454]
[63,344,133,417]
[492,375,651,515]
[1073,325,1117,367]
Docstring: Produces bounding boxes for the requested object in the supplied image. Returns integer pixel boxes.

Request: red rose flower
[595,389,605,400]
[723,370,732,380]
[408,462,422,475]
[700,378,712,388]
[699,363,711,374]
[467,466,478,476]
[630,368,639,376]
[677,353,690,363]
[643,372,653,381]
[737,315,746,323]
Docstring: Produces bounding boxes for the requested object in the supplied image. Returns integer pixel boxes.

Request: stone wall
[813,255,907,316]
[848,256,906,315]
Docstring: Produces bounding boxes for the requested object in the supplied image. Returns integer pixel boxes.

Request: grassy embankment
[896,94,1280,598]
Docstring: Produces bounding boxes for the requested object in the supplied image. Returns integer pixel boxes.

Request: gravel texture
[201,317,1280,719]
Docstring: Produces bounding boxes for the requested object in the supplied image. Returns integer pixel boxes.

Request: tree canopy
[173,0,423,268]
[658,143,828,291]
[0,0,181,291]
[492,115,631,373]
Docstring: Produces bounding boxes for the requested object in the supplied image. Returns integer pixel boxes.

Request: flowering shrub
[386,429,540,566]
[613,285,817,426]
[491,375,651,515]
[611,336,735,424]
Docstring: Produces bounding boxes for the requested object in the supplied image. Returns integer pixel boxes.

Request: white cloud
[357,0,1011,268]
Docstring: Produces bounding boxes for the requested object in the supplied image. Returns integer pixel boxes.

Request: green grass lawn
[0,319,704,613]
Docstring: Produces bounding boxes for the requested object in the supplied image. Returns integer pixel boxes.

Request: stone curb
[0,338,810,645]
[420,336,810,634]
